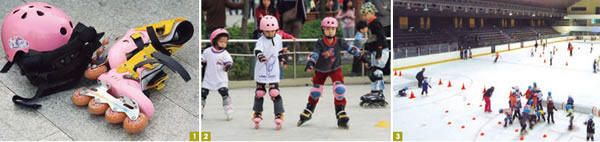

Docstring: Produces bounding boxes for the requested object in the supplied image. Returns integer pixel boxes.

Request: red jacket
[255,7,280,24]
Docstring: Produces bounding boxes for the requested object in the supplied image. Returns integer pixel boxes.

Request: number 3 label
[393,132,402,141]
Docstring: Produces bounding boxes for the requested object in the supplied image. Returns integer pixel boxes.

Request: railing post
[293,43,297,79]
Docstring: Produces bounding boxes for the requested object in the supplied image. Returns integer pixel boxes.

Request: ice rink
[393,39,600,141]
[202,83,391,141]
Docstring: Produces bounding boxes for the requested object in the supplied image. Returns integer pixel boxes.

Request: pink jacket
[336,9,355,28]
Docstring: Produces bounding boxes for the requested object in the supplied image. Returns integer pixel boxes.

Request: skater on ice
[469,46,473,59]
[494,52,500,63]
[513,96,522,121]
[585,114,595,141]
[482,86,494,113]
[251,15,288,130]
[421,79,431,96]
[520,107,530,135]
[398,87,408,97]
[567,104,575,130]
[416,68,426,88]
[297,16,361,129]
[546,92,557,124]
[201,29,235,120]
[499,108,513,127]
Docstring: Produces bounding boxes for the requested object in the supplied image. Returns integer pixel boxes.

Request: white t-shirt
[254,35,283,83]
[202,47,233,90]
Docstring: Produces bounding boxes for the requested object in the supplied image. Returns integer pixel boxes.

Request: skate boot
[297,103,315,126]
[275,113,284,130]
[360,91,388,108]
[336,109,350,129]
[252,112,262,129]
[222,95,233,121]
[84,18,194,81]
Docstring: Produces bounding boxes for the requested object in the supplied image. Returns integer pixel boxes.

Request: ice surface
[393,40,600,141]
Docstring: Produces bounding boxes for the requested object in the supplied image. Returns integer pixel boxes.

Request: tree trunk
[241,0,251,54]
[319,0,326,18]
[354,0,362,23]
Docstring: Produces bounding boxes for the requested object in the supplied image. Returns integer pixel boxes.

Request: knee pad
[201,88,209,99]
[368,69,384,82]
[218,87,229,97]
[333,82,346,100]
[269,89,280,98]
[310,84,324,100]
[255,88,266,99]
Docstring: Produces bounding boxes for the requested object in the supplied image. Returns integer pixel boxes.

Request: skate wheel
[72,88,91,107]
[88,99,108,115]
[105,108,126,124]
[84,65,108,80]
[123,113,148,133]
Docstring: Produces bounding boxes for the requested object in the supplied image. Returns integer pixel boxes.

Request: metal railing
[201,37,392,79]
[395,0,565,17]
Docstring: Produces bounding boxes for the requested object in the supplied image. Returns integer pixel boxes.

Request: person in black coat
[585,115,595,141]
[416,68,425,88]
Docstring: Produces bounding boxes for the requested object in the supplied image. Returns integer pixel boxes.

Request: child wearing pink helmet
[201,28,234,120]
[252,15,287,130]
[297,17,361,129]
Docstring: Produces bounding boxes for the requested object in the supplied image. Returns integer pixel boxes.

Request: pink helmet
[260,15,279,31]
[209,28,230,46]
[321,17,338,29]
[1,2,73,62]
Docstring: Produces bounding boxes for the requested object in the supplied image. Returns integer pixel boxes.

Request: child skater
[297,17,361,129]
[251,15,288,130]
[201,29,234,120]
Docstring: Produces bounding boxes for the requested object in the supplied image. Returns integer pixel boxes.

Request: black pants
[547,112,555,123]
[351,56,363,75]
[513,108,521,120]
[417,79,423,88]
[529,115,536,129]
[421,89,428,95]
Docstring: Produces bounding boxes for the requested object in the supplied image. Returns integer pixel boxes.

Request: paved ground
[0,0,199,141]
[201,83,391,141]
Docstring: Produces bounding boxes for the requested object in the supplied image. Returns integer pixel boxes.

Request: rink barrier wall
[393,36,576,71]
[542,100,600,117]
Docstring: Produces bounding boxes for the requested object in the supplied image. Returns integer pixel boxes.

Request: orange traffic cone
[447,81,452,87]
[409,91,416,99]
[544,59,546,63]
[483,86,486,94]
[461,83,466,90]
[399,71,402,77]
[438,79,443,85]
[566,62,568,66]
[394,71,398,76]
